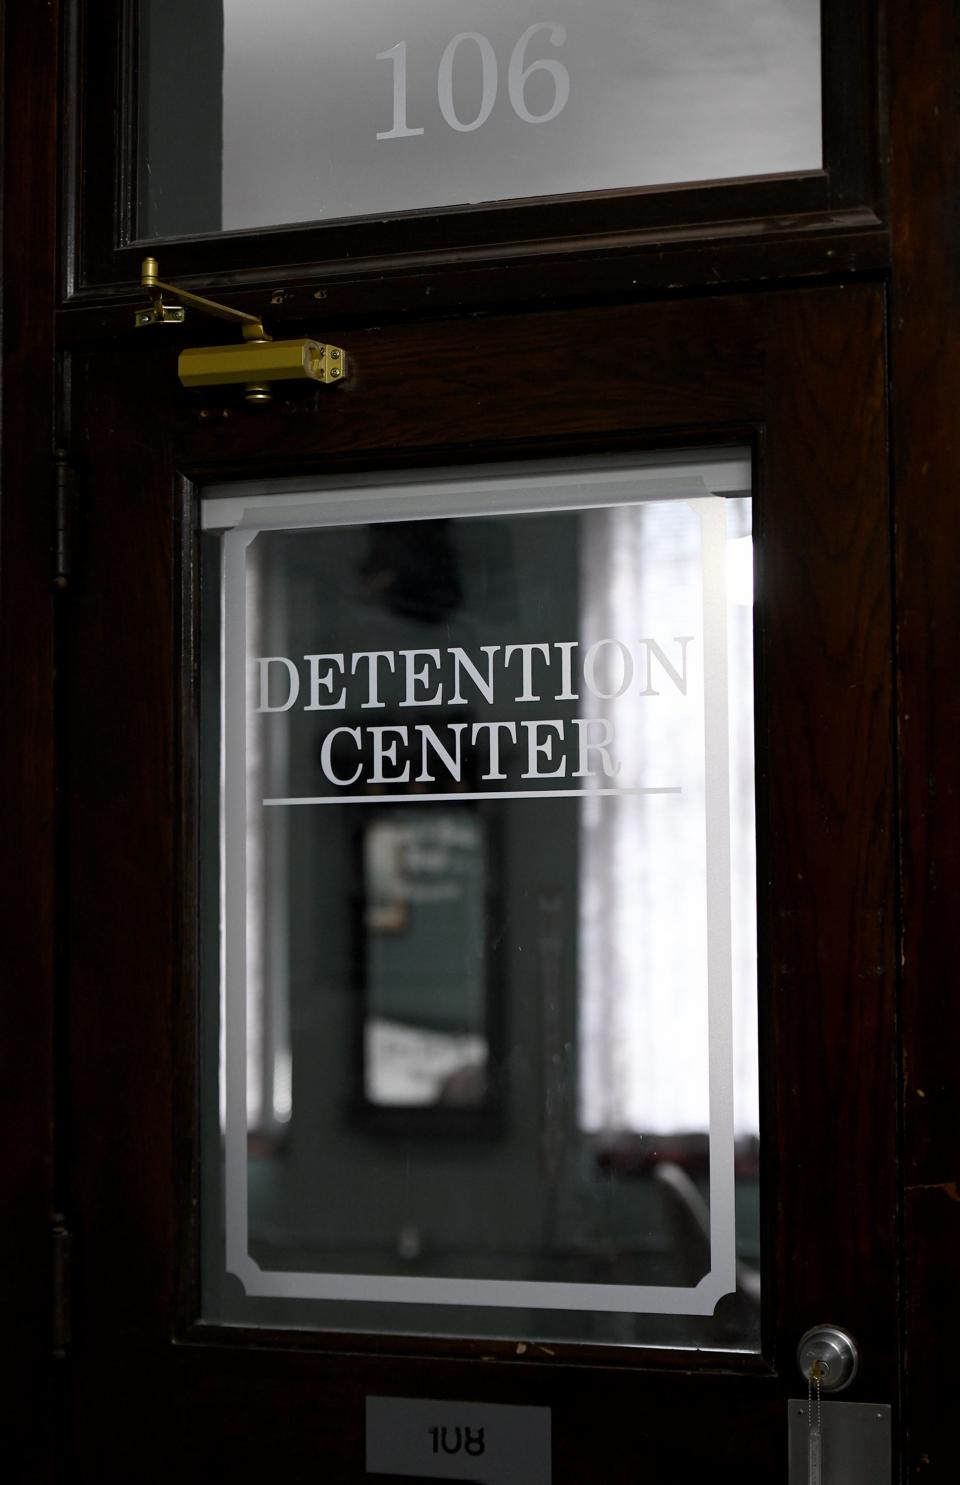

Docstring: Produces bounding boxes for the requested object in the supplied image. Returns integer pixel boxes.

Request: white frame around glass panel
[203,451,754,1319]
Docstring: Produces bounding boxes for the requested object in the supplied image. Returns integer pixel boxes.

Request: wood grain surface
[0,3,62,1479]
[890,2,960,1478]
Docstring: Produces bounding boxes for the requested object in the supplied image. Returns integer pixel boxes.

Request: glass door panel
[138,0,822,238]
[199,451,760,1350]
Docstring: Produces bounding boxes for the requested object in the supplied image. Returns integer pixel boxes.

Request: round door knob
[796,1325,860,1393]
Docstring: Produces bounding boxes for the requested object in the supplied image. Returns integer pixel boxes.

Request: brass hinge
[51,1215,72,1358]
[52,449,77,591]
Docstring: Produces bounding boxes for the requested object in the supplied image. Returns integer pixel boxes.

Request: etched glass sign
[140,0,822,238]
[199,452,759,1347]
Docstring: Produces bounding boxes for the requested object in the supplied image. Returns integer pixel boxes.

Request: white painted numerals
[376,40,424,139]
[438,32,498,132]
[377,24,570,140]
[508,23,571,124]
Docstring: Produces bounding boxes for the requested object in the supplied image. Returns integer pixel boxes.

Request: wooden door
[45,283,892,1479]
[2,3,959,1482]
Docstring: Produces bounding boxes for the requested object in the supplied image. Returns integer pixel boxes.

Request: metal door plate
[366,1396,551,1483]
[788,1400,891,1483]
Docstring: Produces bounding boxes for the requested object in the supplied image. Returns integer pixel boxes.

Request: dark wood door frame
[888,5,960,1472]
[2,2,960,1479]
[0,4,63,1480]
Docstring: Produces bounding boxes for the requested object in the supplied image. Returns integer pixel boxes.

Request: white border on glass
[212,451,750,1318]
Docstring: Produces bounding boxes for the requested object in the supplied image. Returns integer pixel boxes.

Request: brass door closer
[135,258,346,403]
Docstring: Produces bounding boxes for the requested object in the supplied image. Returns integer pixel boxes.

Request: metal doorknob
[796,1325,860,1393]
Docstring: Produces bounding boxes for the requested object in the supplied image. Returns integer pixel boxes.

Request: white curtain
[578,496,758,1136]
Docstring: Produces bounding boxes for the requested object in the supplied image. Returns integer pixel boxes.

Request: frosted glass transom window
[140,0,822,237]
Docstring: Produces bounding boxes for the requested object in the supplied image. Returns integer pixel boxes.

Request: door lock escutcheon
[135,257,346,403]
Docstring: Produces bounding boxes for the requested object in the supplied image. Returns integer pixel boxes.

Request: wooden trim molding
[890,2,960,1479]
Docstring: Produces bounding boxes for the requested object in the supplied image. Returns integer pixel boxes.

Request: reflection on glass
[140,0,821,238]
[363,809,489,1112]
[199,453,759,1348]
